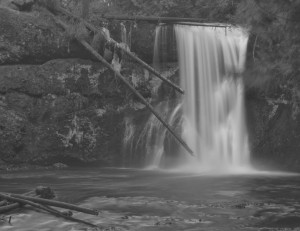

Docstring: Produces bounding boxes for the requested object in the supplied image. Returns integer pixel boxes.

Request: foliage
[235,0,300,96]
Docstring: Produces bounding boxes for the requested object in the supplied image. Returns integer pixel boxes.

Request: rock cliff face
[0,3,151,168]
[0,58,151,167]
[245,83,300,171]
[0,6,92,65]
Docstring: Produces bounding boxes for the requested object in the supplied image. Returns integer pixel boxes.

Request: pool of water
[1,168,300,230]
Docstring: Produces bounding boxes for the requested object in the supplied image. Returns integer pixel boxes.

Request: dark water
[1,168,300,231]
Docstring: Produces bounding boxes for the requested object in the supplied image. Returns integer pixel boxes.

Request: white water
[123,24,250,172]
[175,25,250,171]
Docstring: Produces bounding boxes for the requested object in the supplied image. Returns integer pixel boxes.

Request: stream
[1,168,300,230]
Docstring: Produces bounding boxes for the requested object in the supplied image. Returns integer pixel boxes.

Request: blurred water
[175,25,250,171]
[124,25,250,171]
[0,168,300,231]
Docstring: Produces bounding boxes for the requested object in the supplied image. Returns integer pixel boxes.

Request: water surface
[1,168,300,230]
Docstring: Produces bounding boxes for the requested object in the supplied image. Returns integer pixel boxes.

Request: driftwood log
[0,191,35,214]
[7,193,98,216]
[0,193,99,228]
[101,15,229,28]
[100,15,212,24]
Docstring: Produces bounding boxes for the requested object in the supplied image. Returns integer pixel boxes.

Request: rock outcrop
[0,3,152,167]
[0,4,91,65]
[0,59,150,166]
[245,85,300,171]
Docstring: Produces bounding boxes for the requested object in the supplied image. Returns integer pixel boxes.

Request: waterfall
[123,24,250,172]
[153,24,176,71]
[174,25,250,171]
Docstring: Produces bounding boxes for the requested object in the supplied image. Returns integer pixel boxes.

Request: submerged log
[6,194,98,216]
[51,14,194,155]
[55,7,184,94]
[0,193,99,228]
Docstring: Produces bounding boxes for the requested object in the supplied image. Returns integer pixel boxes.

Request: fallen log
[174,22,229,28]
[0,193,99,228]
[55,7,184,94]
[6,193,98,216]
[51,15,194,155]
[100,15,206,24]
[0,203,21,214]
[0,191,35,214]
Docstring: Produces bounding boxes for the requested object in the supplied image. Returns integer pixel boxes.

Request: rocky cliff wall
[0,3,152,169]
[245,77,300,171]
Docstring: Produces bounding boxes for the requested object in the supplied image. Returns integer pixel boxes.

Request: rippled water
[1,168,300,231]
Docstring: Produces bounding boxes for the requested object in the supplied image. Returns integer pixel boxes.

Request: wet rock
[233,203,247,209]
[11,0,35,11]
[246,93,300,171]
[35,186,55,199]
[0,58,151,167]
[0,6,91,65]
[53,162,68,169]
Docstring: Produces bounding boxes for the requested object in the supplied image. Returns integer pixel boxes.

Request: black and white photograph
[0,0,299,230]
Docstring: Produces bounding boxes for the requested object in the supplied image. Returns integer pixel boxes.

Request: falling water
[175,25,250,171]
[123,24,250,172]
[153,24,176,71]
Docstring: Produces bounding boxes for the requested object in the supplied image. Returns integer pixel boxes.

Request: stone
[11,0,35,11]
[0,59,151,167]
[0,7,91,65]
[53,162,68,169]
